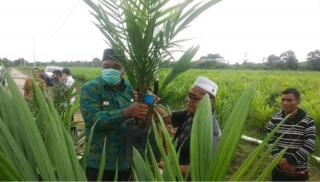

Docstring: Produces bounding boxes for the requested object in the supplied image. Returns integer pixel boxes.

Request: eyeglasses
[187,92,215,102]
[187,92,202,102]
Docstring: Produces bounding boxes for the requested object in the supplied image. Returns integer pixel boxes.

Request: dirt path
[9,68,84,128]
[9,68,28,95]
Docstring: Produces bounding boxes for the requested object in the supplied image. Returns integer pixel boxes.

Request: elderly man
[80,49,149,181]
[267,88,316,181]
[159,76,221,176]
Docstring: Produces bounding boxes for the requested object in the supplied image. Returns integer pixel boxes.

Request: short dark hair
[282,88,300,100]
[62,68,71,75]
[53,70,62,77]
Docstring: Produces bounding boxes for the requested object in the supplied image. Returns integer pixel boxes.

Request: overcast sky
[0,0,320,63]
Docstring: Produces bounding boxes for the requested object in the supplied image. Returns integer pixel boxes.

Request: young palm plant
[84,0,223,99]
[0,69,288,181]
[132,88,287,181]
[0,71,87,180]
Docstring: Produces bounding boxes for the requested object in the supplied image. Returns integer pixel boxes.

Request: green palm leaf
[84,0,223,97]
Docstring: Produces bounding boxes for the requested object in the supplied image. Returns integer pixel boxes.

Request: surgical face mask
[102,68,122,86]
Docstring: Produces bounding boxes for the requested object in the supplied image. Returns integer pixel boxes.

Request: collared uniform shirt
[80,77,134,171]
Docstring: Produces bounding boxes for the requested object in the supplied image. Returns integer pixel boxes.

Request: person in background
[62,68,76,103]
[157,76,221,176]
[39,69,53,87]
[52,70,66,105]
[80,48,149,181]
[23,67,46,101]
[267,88,316,181]
[61,67,77,136]
[62,68,75,89]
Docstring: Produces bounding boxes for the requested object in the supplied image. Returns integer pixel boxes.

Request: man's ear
[121,69,126,78]
[210,99,215,109]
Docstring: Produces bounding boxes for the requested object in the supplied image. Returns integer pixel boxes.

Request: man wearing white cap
[158,76,221,176]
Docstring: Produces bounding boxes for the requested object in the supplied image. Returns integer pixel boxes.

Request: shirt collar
[282,108,306,122]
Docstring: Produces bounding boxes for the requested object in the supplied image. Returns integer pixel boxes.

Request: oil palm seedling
[0,68,289,181]
[132,88,287,181]
[84,0,225,163]
[0,71,88,180]
[84,0,223,99]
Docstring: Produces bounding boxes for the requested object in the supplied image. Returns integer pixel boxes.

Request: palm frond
[84,0,222,96]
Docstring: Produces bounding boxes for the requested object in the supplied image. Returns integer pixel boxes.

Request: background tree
[0,57,13,68]
[266,54,280,68]
[279,50,298,70]
[13,58,28,67]
[198,53,226,69]
[91,57,101,67]
[201,53,224,61]
[307,50,320,71]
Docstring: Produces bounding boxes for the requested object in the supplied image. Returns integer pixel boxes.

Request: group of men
[23,67,74,105]
[79,48,316,181]
[80,49,222,181]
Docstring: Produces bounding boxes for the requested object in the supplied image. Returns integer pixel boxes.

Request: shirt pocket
[118,95,134,109]
[100,96,113,111]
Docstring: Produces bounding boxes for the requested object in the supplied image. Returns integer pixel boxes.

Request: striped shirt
[267,108,316,174]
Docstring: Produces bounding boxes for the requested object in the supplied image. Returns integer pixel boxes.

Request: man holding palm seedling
[80,49,149,181]
[157,76,221,176]
[267,88,316,181]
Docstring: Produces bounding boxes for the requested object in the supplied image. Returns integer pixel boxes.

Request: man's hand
[158,161,189,176]
[133,91,139,102]
[123,103,149,120]
[155,106,169,118]
[133,90,160,103]
[278,158,296,173]
[158,160,165,169]
[155,105,172,125]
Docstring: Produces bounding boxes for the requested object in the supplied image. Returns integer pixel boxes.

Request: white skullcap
[193,76,219,97]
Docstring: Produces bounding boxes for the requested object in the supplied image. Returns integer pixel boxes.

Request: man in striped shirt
[267,88,316,181]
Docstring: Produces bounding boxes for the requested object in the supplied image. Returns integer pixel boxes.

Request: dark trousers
[272,168,309,181]
[86,167,131,181]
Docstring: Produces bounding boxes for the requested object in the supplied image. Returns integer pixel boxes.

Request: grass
[15,66,320,178]
[65,67,320,138]
[229,141,320,181]
[17,67,320,152]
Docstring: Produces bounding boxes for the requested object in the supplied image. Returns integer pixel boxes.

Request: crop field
[17,66,320,145]
[15,66,320,179]
[70,67,320,139]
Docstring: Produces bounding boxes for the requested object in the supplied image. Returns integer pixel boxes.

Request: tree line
[1,50,320,71]
[194,50,320,71]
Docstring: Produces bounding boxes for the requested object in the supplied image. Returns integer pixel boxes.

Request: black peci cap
[102,48,118,61]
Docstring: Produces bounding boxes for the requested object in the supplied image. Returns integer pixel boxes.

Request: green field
[17,66,320,142]
[15,66,320,178]
[70,67,320,140]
